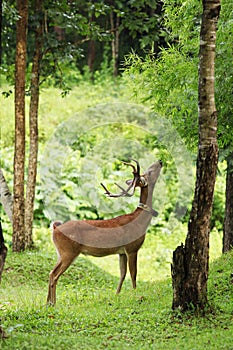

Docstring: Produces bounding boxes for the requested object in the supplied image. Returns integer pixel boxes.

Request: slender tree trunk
[223,153,233,252]
[172,0,221,311]
[87,13,96,75]
[25,0,43,248]
[0,221,7,282]
[87,39,96,73]
[12,0,28,252]
[110,11,120,77]
[0,0,2,65]
[0,168,13,224]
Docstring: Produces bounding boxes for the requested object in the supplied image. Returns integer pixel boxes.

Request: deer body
[47,160,162,304]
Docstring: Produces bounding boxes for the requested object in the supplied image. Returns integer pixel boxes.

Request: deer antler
[101,159,141,198]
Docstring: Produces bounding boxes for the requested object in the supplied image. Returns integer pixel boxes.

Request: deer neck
[139,185,152,207]
[137,184,158,217]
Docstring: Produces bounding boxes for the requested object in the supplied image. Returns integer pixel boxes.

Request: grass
[1,235,233,349]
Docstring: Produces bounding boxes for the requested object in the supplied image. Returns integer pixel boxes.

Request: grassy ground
[1,236,232,349]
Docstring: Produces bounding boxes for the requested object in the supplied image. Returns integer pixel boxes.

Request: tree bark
[0,0,2,66]
[0,168,13,224]
[25,0,43,248]
[12,0,28,252]
[0,221,7,283]
[110,11,120,77]
[223,154,233,252]
[172,0,221,311]
[87,12,96,74]
[87,39,96,73]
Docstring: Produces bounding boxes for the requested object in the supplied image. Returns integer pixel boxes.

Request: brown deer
[47,159,162,304]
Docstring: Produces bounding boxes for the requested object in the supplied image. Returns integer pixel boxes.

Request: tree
[123,0,232,252]
[171,0,221,310]
[0,0,2,65]
[25,0,43,248]
[0,168,13,224]
[110,7,120,77]
[2,0,108,249]
[12,0,28,252]
[108,0,165,76]
[0,221,7,282]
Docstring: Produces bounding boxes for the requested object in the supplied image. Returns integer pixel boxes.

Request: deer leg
[128,252,138,290]
[47,260,61,305]
[116,254,127,294]
[47,254,78,305]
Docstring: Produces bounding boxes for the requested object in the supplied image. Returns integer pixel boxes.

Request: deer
[47,159,162,305]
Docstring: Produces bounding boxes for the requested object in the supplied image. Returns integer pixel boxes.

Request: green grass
[1,238,233,349]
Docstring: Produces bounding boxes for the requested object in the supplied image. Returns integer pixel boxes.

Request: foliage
[0,75,121,234]
[0,236,231,349]
[123,0,233,155]
[122,0,231,231]
[162,0,202,53]
[118,0,167,50]
[1,0,169,88]
[215,1,233,156]
[124,48,199,151]
[1,74,226,231]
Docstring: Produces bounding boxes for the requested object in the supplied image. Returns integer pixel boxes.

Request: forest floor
[1,237,233,350]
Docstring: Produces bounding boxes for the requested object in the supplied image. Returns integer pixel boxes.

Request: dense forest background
[1,0,232,248]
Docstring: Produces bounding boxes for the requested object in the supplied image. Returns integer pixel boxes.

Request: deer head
[101,159,162,198]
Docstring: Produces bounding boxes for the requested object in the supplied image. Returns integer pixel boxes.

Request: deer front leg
[128,252,138,290]
[116,254,127,294]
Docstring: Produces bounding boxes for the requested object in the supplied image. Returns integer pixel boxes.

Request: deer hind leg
[47,254,78,305]
[116,254,127,294]
[47,259,62,305]
[128,252,138,290]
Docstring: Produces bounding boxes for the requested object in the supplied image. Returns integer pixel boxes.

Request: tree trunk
[110,11,120,77]
[0,168,13,224]
[12,0,28,252]
[25,0,43,248]
[0,221,7,283]
[223,153,233,252]
[87,39,96,73]
[87,13,96,74]
[0,0,2,66]
[171,0,220,311]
